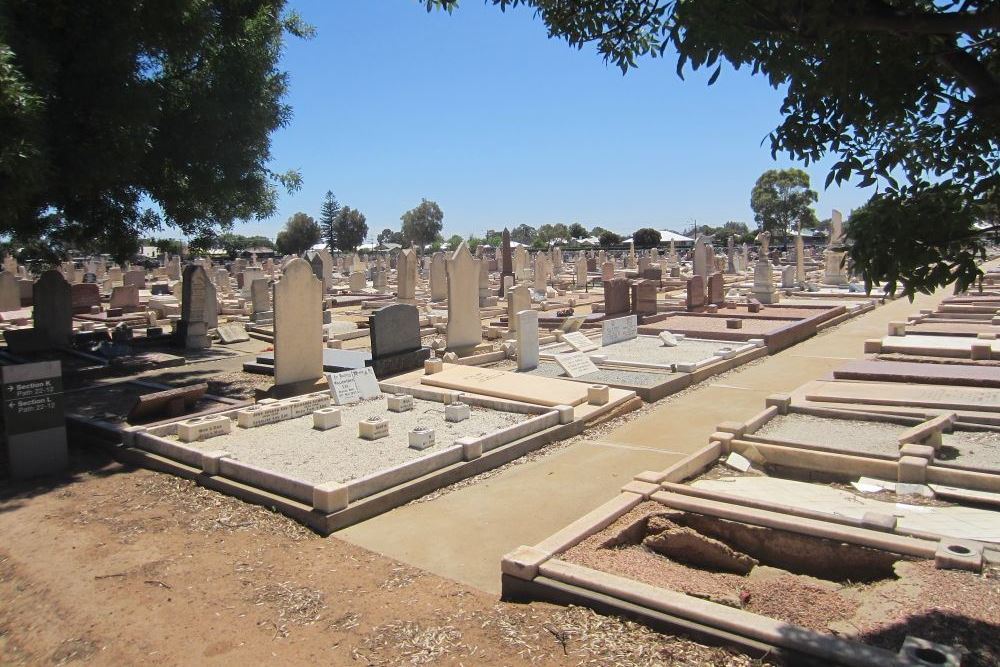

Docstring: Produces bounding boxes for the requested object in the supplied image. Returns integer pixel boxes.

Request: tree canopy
[427,0,1000,295]
[401,199,444,249]
[599,230,622,247]
[632,227,662,248]
[320,191,341,250]
[331,207,368,252]
[0,1,310,260]
[750,169,819,246]
[275,212,320,255]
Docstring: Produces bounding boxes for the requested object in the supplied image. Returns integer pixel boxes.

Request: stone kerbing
[897,413,956,448]
[728,437,898,480]
[313,481,349,513]
[533,492,645,556]
[650,490,938,559]
[764,393,792,415]
[501,545,551,581]
[743,405,779,435]
[536,559,902,667]
[217,457,314,505]
[346,445,465,502]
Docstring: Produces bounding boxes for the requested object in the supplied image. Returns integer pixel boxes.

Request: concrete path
[339,288,950,593]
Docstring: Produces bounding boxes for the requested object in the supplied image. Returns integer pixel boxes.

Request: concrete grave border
[75,387,581,533]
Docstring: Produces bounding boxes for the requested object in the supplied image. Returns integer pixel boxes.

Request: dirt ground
[0,447,758,667]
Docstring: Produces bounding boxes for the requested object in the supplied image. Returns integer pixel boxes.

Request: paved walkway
[339,288,950,593]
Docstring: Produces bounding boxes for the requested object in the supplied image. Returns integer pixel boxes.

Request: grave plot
[65,379,249,433]
[510,361,689,402]
[540,333,763,374]
[869,333,1000,360]
[723,402,1000,484]
[637,313,816,353]
[833,359,1000,388]
[502,451,999,666]
[117,369,572,532]
[791,379,1000,427]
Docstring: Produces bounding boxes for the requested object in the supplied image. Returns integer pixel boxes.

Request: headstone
[601,262,615,282]
[367,303,430,377]
[397,248,417,302]
[33,270,72,347]
[795,234,806,284]
[515,309,539,371]
[533,253,551,293]
[273,258,323,389]
[563,331,598,353]
[555,351,598,378]
[0,272,21,311]
[781,265,796,288]
[430,252,447,301]
[110,285,140,310]
[693,237,709,277]
[752,259,781,304]
[603,278,630,316]
[630,279,657,316]
[179,265,212,348]
[446,242,483,352]
[123,269,146,289]
[575,257,588,288]
[506,284,530,332]
[217,323,250,344]
[349,271,366,291]
[250,278,271,315]
[2,361,67,478]
[602,315,638,346]
[707,273,724,305]
[686,275,706,310]
[70,283,101,314]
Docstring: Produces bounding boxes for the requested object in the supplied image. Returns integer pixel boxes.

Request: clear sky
[241,0,875,241]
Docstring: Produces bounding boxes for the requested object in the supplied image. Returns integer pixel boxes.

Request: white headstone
[515,309,538,371]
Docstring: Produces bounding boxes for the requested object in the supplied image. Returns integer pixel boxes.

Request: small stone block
[387,394,414,413]
[500,545,550,581]
[971,342,992,360]
[747,302,761,313]
[634,470,666,484]
[176,415,232,442]
[443,391,462,405]
[899,443,935,460]
[709,431,735,450]
[898,636,963,667]
[887,321,906,336]
[312,407,342,431]
[705,304,718,313]
[408,427,435,450]
[200,450,230,475]
[237,402,292,428]
[715,421,746,437]
[863,339,883,353]
[898,455,929,483]
[424,358,444,374]
[765,393,792,414]
[445,402,471,423]
[621,480,660,498]
[977,332,997,340]
[313,482,349,513]
[458,437,483,460]
[327,339,344,349]
[860,511,897,532]
[934,539,983,572]
[555,404,574,424]
[725,318,743,330]
[359,417,390,440]
[587,384,610,406]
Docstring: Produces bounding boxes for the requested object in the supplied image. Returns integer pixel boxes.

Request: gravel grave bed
[167,397,530,484]
[521,362,676,387]
[541,336,743,365]
[940,429,1000,472]
[753,414,905,458]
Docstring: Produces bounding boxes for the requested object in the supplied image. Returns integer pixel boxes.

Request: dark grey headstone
[33,270,72,347]
[369,304,421,359]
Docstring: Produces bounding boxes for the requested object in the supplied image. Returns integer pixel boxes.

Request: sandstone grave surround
[513,360,690,402]
[731,404,1000,478]
[870,333,1000,360]
[500,463,954,667]
[540,334,763,374]
[636,313,818,353]
[118,387,566,532]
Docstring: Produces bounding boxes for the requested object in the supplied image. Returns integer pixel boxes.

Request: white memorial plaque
[563,331,599,353]
[602,315,637,346]
[555,352,599,378]
[327,371,361,405]
[351,368,382,399]
[659,331,678,347]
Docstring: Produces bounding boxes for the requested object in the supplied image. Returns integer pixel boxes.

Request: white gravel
[169,397,530,484]
[754,414,905,457]
[541,335,743,365]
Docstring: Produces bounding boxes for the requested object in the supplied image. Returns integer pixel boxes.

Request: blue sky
[241,0,875,240]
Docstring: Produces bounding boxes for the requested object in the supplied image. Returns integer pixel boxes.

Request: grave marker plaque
[2,361,67,478]
[555,352,599,378]
[563,331,599,353]
[602,315,638,346]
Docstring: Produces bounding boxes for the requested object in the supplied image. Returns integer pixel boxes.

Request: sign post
[2,361,67,478]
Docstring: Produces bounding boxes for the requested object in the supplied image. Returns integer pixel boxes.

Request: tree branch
[847,5,1000,35]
